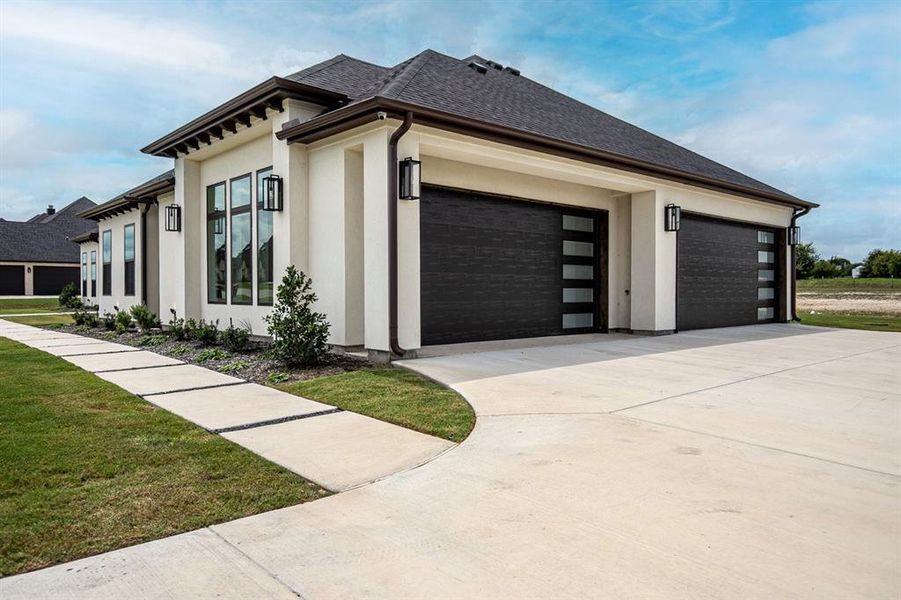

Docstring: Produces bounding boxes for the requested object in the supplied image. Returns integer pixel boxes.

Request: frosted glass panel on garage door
[562,215,593,232]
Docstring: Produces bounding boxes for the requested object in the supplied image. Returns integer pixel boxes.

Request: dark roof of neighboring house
[280,50,814,207]
[0,197,97,263]
[79,170,175,221]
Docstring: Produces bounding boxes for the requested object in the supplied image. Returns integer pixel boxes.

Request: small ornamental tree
[265,266,330,366]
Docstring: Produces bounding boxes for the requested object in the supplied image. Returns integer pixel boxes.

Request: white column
[173,157,201,320]
[362,128,390,352]
[396,132,421,350]
[630,190,676,332]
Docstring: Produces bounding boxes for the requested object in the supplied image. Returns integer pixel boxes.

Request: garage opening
[33,265,79,296]
[677,214,784,330]
[0,265,25,295]
[420,185,607,345]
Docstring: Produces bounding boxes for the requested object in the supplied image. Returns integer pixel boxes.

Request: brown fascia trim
[278,97,818,210]
[78,180,175,222]
[72,231,99,244]
[141,77,348,157]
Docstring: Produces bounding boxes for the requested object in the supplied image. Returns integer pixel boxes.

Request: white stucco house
[78,49,816,359]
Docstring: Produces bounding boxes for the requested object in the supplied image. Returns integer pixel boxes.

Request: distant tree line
[796,245,901,279]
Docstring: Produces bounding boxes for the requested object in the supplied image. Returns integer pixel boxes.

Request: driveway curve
[3,324,899,599]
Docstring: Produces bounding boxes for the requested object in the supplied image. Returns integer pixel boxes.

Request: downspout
[388,111,414,357]
[790,206,811,321]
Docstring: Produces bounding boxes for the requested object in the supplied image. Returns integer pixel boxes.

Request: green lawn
[0,337,326,577]
[278,368,474,443]
[2,314,74,327]
[0,298,63,315]
[799,312,901,332]
[796,277,898,293]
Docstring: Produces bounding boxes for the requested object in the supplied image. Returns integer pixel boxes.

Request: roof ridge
[286,54,349,80]
[377,49,436,99]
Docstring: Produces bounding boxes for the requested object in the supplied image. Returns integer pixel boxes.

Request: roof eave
[141,77,348,158]
[78,177,175,221]
[278,98,817,210]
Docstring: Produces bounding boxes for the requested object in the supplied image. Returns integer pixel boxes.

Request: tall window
[90,250,97,296]
[256,167,273,305]
[230,174,252,305]
[81,252,87,296]
[102,230,112,296]
[123,224,135,296]
[206,183,227,303]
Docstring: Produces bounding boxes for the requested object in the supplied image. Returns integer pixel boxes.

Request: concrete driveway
[3,324,899,599]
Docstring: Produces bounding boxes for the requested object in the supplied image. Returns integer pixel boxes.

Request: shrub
[72,307,99,328]
[58,282,81,309]
[191,319,219,346]
[168,344,191,356]
[267,371,290,384]
[168,316,188,340]
[101,311,117,331]
[221,319,250,352]
[130,304,159,333]
[220,359,248,374]
[114,311,131,334]
[265,266,330,366]
[138,334,168,347]
[196,348,230,363]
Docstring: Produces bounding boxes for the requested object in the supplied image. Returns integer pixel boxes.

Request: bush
[862,249,901,278]
[265,266,330,366]
[168,316,188,340]
[101,311,117,331]
[196,348,230,363]
[114,311,131,334]
[72,307,99,328]
[191,319,219,346]
[58,282,81,309]
[168,344,191,356]
[220,359,248,374]
[221,319,250,352]
[138,334,168,347]
[130,304,159,333]
[267,371,290,384]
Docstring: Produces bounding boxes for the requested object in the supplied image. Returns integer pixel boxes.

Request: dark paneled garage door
[33,266,79,296]
[0,265,25,295]
[420,186,606,345]
[677,214,781,330]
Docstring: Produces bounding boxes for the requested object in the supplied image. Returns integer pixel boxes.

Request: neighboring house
[0,197,97,296]
[77,171,174,317]
[94,48,813,358]
[852,265,864,279]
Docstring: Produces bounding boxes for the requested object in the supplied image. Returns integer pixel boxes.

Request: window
[90,250,97,297]
[81,252,87,296]
[207,183,227,303]
[256,167,274,305]
[230,175,252,305]
[757,307,775,320]
[102,230,112,295]
[757,231,775,244]
[563,264,593,280]
[758,251,775,264]
[124,224,135,296]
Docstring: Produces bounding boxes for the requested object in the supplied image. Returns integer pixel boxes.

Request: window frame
[123,223,136,296]
[256,166,274,306]
[81,252,87,296]
[101,229,112,296]
[229,173,253,306]
[206,181,228,304]
[90,250,97,297]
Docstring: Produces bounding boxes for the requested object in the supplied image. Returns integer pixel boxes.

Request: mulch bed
[49,323,372,385]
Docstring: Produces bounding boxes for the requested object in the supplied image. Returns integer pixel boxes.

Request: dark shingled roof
[0,197,97,263]
[285,49,805,205]
[79,170,175,221]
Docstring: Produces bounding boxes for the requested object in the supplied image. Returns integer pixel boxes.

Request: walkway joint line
[94,362,184,374]
[210,408,344,434]
[140,381,247,398]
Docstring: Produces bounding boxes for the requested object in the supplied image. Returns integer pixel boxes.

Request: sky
[0,0,898,261]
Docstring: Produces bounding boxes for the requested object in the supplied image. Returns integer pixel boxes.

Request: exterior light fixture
[262,174,283,211]
[398,157,421,200]
[788,225,801,246]
[164,204,182,232]
[664,204,681,232]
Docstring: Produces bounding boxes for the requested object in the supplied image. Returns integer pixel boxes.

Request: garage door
[0,265,25,295]
[420,186,606,345]
[33,266,79,296]
[677,215,781,330]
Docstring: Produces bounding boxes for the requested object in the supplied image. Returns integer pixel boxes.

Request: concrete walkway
[0,320,453,492]
[2,322,900,599]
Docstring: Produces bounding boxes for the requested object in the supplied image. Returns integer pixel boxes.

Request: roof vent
[486,60,504,71]
[467,61,488,74]
[503,66,521,77]
[46,205,55,215]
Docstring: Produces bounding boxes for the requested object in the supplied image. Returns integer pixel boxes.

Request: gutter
[278,97,818,210]
[388,112,414,357]
[790,206,811,321]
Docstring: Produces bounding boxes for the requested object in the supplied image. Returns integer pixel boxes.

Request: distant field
[0,298,62,315]
[799,312,901,333]
[796,278,897,293]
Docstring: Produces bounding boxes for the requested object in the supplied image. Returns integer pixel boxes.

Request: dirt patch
[52,324,372,384]
[796,292,901,316]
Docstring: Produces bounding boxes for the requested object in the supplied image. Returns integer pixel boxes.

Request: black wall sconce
[664,204,681,232]
[262,174,283,211]
[788,225,801,246]
[398,157,421,200]
[164,204,182,232]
